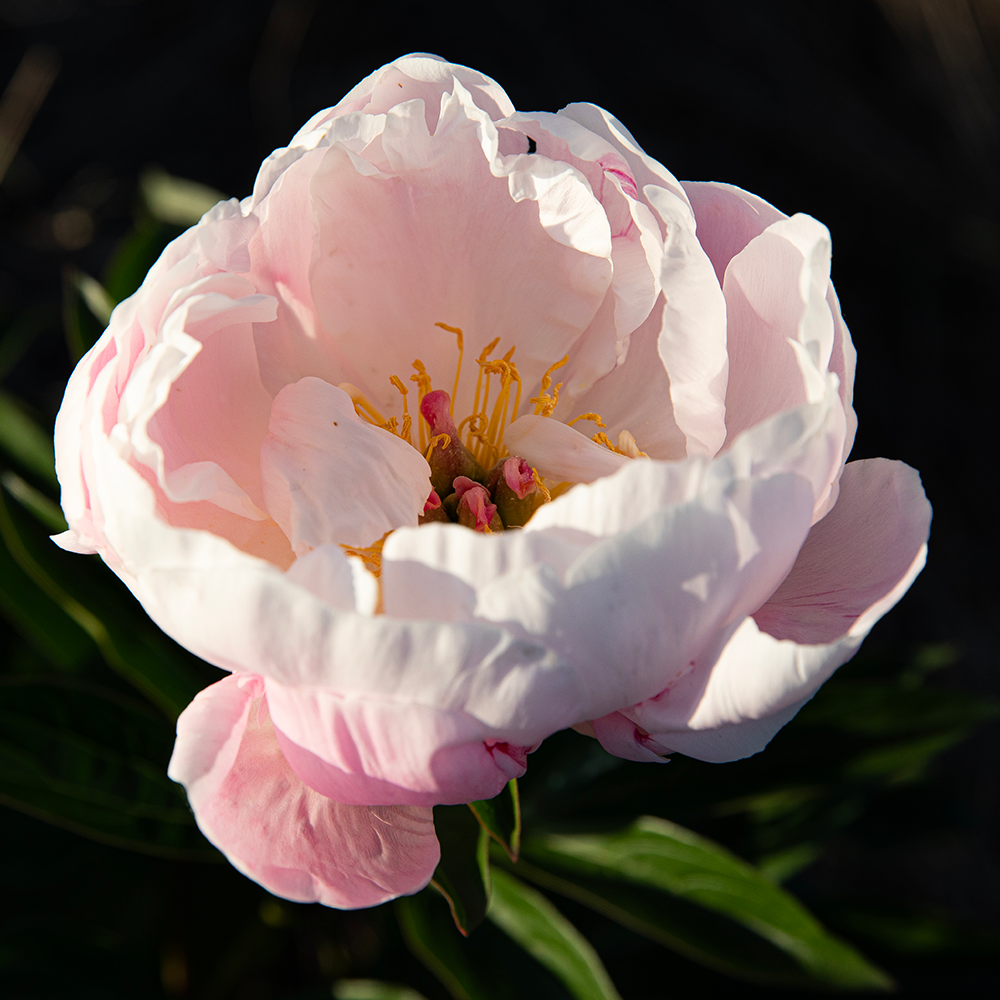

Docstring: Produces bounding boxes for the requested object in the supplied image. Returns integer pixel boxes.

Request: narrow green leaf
[431,803,490,935]
[488,868,622,1000]
[0,675,216,860]
[102,219,171,304]
[333,980,429,1000]
[2,471,66,531]
[0,392,56,486]
[140,166,225,226]
[524,817,893,991]
[469,778,520,860]
[62,264,104,359]
[0,526,94,671]
[395,893,497,1000]
[796,679,999,737]
[0,488,207,717]
[498,851,814,987]
[73,271,115,326]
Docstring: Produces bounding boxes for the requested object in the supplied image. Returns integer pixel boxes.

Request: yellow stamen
[409,359,433,452]
[568,412,607,429]
[592,431,621,453]
[469,337,500,448]
[435,322,464,418]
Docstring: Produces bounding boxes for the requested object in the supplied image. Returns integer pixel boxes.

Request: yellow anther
[340,535,387,578]
[531,381,562,417]
[592,431,620,452]
[568,412,607,429]
[435,322,464,418]
[617,429,648,458]
[339,383,387,425]
[539,355,568,394]
[383,416,399,436]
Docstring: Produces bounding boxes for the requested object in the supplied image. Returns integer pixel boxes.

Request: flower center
[336,323,648,574]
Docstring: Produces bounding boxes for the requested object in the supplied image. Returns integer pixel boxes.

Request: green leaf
[395,893,498,1000]
[72,271,115,326]
[469,778,521,860]
[0,674,217,860]
[487,868,622,1000]
[2,471,65,531]
[498,852,815,987]
[430,803,490,935]
[332,980,429,1000]
[796,679,999,737]
[0,523,94,672]
[0,488,209,717]
[523,817,893,991]
[102,219,172,305]
[0,392,56,486]
[139,166,225,226]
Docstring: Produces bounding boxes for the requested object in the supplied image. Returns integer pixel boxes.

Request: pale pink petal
[556,103,689,209]
[384,459,817,718]
[323,54,515,133]
[306,92,611,423]
[566,299,688,462]
[168,675,440,907]
[722,214,836,444]
[754,459,931,643]
[504,415,629,483]
[642,185,730,457]
[267,684,527,806]
[260,377,431,553]
[591,711,671,763]
[681,180,786,284]
[627,617,866,762]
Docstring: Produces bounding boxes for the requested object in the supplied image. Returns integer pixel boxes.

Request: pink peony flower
[53,54,930,907]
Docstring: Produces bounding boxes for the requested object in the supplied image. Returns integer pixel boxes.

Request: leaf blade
[487,868,622,1000]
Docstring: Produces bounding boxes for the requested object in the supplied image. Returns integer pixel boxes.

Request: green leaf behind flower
[487,868,622,1000]
[522,816,893,991]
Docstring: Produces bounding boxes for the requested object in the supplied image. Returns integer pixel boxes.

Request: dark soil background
[1,1,998,997]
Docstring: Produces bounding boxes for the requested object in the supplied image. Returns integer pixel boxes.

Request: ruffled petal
[168,675,440,907]
[306,85,611,422]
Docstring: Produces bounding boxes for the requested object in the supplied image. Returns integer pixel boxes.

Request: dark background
[0,0,997,996]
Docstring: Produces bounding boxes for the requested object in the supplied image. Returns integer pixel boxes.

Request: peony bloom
[53,54,930,907]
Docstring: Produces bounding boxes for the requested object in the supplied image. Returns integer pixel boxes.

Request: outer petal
[168,675,440,907]
[620,462,930,763]
[754,458,931,643]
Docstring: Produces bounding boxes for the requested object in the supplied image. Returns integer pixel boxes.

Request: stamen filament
[389,375,413,446]
[339,383,387,425]
[435,322,464,419]
[410,360,433,452]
